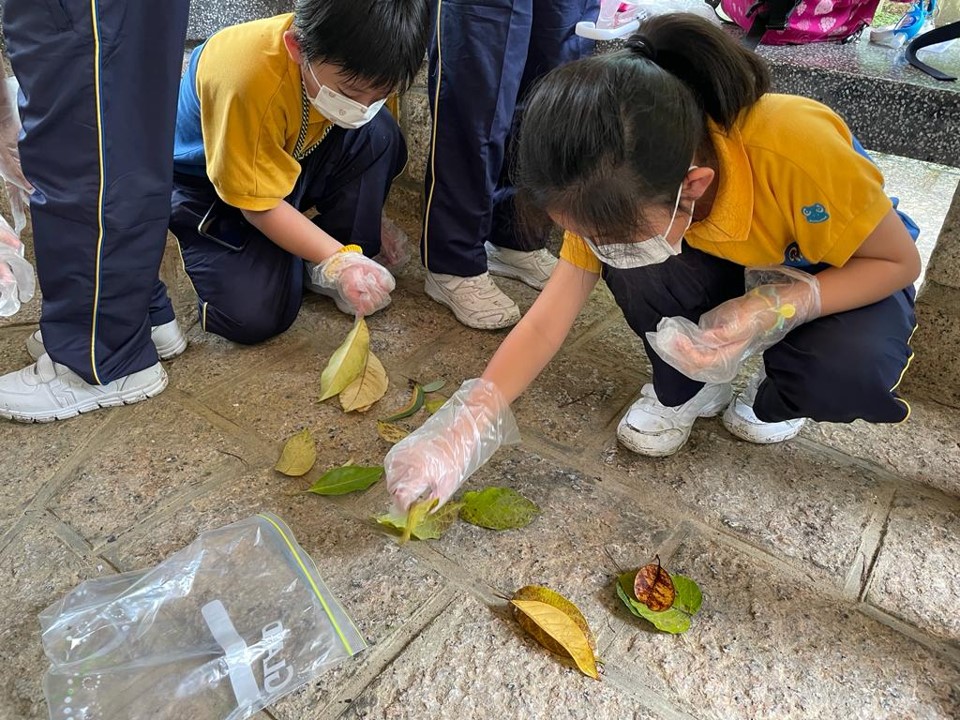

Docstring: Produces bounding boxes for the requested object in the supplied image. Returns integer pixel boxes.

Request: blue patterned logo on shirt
[801,203,830,224]
[782,242,811,268]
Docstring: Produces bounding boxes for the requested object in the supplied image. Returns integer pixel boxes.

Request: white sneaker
[425,271,521,330]
[722,368,805,444]
[0,354,167,423]
[485,242,558,291]
[26,319,188,363]
[617,382,733,457]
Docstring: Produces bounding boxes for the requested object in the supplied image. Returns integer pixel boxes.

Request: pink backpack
[707,0,882,46]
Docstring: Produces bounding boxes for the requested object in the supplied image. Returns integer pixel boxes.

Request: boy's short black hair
[294,0,429,93]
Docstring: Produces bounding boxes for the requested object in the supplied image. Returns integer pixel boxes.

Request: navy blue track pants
[420,0,600,276]
[3,0,189,384]
[169,111,406,345]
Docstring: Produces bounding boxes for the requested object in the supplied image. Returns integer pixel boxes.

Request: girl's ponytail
[629,14,770,130]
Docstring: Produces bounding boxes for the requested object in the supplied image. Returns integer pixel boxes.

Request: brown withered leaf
[633,556,676,612]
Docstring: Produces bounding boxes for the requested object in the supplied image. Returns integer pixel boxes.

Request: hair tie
[626,33,657,63]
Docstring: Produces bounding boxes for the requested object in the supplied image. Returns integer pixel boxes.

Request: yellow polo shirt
[560,94,893,274]
[177,14,332,211]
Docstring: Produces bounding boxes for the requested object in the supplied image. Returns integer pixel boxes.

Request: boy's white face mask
[583,167,697,270]
[304,63,386,130]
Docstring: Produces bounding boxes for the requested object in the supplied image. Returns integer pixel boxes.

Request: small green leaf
[377,501,462,541]
[671,575,703,616]
[420,379,446,393]
[381,384,425,422]
[424,398,446,415]
[460,487,541,530]
[275,429,317,477]
[308,465,383,496]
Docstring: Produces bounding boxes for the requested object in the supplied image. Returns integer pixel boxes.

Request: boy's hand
[385,379,520,512]
[647,267,821,384]
[314,249,396,316]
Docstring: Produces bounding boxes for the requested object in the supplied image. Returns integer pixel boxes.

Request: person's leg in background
[487,0,599,286]
[0,0,190,422]
[420,0,534,330]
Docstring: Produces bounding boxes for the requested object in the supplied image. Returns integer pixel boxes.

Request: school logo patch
[801,203,830,224]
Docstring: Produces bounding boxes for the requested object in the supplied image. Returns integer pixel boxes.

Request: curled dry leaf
[634,556,675,612]
[320,317,370,401]
[274,429,317,477]
[381,383,425,422]
[510,585,599,680]
[376,421,409,445]
[340,351,388,412]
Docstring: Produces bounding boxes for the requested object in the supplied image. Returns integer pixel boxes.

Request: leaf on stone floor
[274,428,316,477]
[616,569,701,635]
[633,556,676,612]
[459,487,541,530]
[670,575,703,616]
[381,383,424,422]
[511,585,599,680]
[339,351,388,412]
[308,465,383,496]
[424,398,446,415]
[376,420,409,445]
[420,379,446,393]
[320,317,370,401]
[376,499,462,542]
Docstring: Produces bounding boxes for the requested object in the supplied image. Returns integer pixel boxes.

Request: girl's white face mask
[583,167,697,270]
[304,63,386,130]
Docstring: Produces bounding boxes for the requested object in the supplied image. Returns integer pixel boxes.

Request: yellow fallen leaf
[340,351,388,412]
[377,420,409,444]
[320,318,370,401]
[402,498,437,544]
[274,428,316,477]
[511,585,599,680]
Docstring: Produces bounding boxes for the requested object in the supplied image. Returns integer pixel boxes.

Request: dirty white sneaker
[722,368,805,444]
[617,382,733,457]
[26,319,187,363]
[485,242,558,291]
[425,271,521,330]
[0,354,167,423]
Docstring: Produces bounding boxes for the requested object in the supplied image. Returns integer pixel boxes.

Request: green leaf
[381,384,424,422]
[424,398,446,415]
[420,379,446,393]
[274,429,317,477]
[671,575,703,616]
[460,487,541,530]
[308,465,383,496]
[615,570,696,634]
[377,500,462,541]
[320,318,370,401]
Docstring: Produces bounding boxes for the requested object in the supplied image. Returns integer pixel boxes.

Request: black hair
[516,12,770,245]
[293,0,429,93]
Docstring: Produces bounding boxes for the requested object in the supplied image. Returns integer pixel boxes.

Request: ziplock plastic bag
[39,513,367,720]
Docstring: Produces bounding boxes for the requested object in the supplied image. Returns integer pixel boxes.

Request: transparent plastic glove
[647,266,821,384]
[311,249,395,316]
[385,378,521,512]
[0,231,36,317]
[374,213,410,270]
[1,76,33,235]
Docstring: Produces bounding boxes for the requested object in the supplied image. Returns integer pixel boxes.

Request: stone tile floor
[1,171,959,719]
